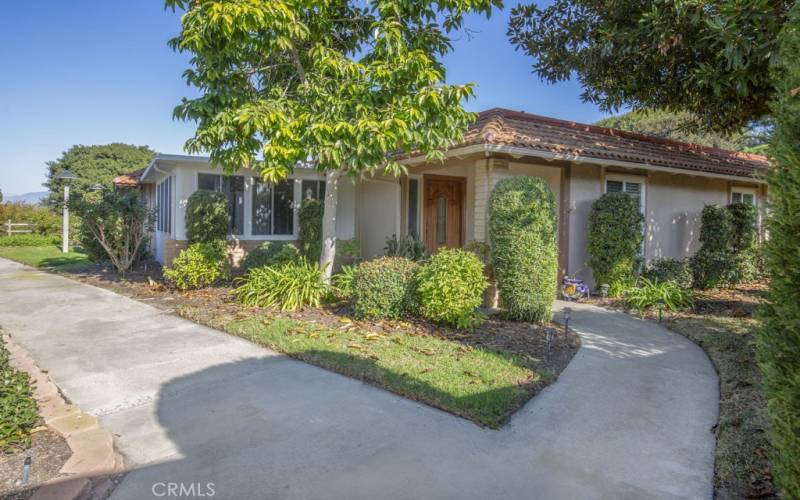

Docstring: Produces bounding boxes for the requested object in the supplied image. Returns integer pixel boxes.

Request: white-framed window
[301,179,326,202]
[156,176,172,234]
[407,175,422,239]
[731,186,757,205]
[198,173,245,235]
[252,178,295,236]
[605,174,646,213]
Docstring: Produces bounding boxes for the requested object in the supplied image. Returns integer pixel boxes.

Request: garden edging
[2,333,123,500]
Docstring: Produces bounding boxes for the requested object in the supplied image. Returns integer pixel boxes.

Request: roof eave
[402,143,767,184]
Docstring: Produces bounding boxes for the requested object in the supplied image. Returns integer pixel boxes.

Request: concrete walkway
[0,257,719,499]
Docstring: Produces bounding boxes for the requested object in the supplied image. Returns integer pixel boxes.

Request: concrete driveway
[0,258,719,499]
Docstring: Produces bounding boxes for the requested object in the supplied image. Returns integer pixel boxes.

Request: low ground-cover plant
[624,278,694,313]
[163,241,230,290]
[353,256,419,320]
[417,248,488,329]
[643,258,692,288]
[0,234,60,247]
[234,259,328,311]
[332,264,358,300]
[299,199,323,262]
[587,192,644,289]
[384,234,426,261]
[242,241,300,270]
[489,176,558,323]
[185,190,229,244]
[0,338,39,452]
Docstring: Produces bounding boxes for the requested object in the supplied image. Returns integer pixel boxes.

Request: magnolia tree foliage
[166,0,500,280]
[508,0,790,132]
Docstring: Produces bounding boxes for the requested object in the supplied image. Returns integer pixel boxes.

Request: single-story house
[114,108,769,287]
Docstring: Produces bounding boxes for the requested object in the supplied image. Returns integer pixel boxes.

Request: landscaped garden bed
[0,334,72,500]
[65,261,579,428]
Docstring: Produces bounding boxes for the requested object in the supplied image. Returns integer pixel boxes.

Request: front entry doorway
[423,175,465,253]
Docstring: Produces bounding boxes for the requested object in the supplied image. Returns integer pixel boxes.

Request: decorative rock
[48,412,98,438]
[30,477,91,500]
[60,428,117,475]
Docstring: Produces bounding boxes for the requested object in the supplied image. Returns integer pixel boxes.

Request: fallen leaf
[365,333,382,341]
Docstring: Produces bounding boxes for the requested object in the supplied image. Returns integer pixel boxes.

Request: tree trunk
[319,169,341,283]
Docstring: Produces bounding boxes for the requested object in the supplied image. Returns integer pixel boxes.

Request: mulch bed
[65,260,580,400]
[0,429,72,500]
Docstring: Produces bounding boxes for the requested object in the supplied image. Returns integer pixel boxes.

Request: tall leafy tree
[508,0,790,132]
[166,0,500,281]
[595,109,767,151]
[45,144,155,207]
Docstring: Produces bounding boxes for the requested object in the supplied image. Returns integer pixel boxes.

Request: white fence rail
[5,220,34,236]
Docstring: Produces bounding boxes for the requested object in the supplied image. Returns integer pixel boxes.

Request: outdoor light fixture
[54,170,78,253]
[563,307,572,336]
[600,283,610,301]
[656,299,665,323]
[91,183,105,191]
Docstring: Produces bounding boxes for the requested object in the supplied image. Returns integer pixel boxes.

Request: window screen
[252,179,295,235]
[301,180,325,201]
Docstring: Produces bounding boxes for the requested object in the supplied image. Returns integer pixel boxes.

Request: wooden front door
[424,175,465,253]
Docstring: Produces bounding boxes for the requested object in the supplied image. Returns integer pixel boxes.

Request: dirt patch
[0,429,72,500]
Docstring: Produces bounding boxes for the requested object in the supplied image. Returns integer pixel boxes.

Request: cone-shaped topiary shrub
[299,199,323,262]
[587,192,644,291]
[690,204,735,289]
[757,5,800,496]
[488,176,558,322]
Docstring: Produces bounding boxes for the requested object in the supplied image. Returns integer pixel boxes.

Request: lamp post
[600,283,610,301]
[55,170,77,253]
[656,299,665,323]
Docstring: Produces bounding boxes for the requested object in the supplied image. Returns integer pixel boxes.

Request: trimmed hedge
[728,202,760,282]
[163,241,230,290]
[488,176,558,323]
[0,234,60,247]
[757,5,800,496]
[242,241,300,270]
[299,199,323,262]
[185,190,229,244]
[353,257,418,320]
[417,248,488,328]
[587,192,644,288]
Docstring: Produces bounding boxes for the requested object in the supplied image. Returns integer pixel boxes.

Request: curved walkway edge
[0,258,719,500]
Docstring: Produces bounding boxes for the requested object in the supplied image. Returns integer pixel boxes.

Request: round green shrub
[242,241,300,270]
[185,190,229,244]
[299,199,323,262]
[587,192,645,288]
[643,258,692,288]
[353,257,418,320]
[163,241,230,290]
[488,176,558,323]
[417,248,488,328]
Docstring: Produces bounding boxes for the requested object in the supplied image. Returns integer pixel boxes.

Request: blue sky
[0,1,614,196]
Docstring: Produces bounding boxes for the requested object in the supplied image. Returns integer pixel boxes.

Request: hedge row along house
[114,108,769,287]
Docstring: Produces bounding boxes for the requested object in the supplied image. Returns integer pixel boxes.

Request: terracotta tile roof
[462,108,769,179]
[112,168,145,187]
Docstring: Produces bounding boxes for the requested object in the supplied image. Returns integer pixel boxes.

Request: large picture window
[252,179,295,235]
[198,173,245,235]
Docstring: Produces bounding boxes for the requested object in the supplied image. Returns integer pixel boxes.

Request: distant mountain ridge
[4,191,47,205]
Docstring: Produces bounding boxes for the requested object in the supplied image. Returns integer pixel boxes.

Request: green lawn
[0,246,90,271]
[182,307,542,428]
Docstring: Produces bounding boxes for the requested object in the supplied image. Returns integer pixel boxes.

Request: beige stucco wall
[357,176,401,259]
[566,164,762,288]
